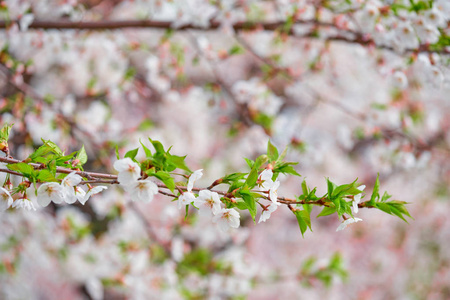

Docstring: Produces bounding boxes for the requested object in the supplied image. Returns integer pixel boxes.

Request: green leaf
[140,140,152,157]
[332,179,359,199]
[149,138,165,154]
[238,189,257,221]
[28,140,63,161]
[37,170,58,182]
[369,174,380,205]
[301,179,309,195]
[0,123,13,142]
[293,209,312,237]
[124,148,139,160]
[327,178,336,200]
[254,154,269,170]
[167,154,191,172]
[317,206,336,217]
[7,163,34,176]
[228,44,244,56]
[277,146,288,162]
[41,139,63,156]
[267,140,279,161]
[376,201,413,223]
[76,145,88,165]
[380,191,392,202]
[244,158,254,169]
[233,199,249,211]
[245,169,259,188]
[221,173,247,184]
[115,145,120,160]
[147,170,175,193]
[275,162,300,176]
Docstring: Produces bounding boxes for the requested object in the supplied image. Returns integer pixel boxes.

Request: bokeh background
[1,0,450,299]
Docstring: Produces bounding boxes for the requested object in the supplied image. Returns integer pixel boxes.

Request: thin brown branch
[0,19,447,54]
[0,19,333,31]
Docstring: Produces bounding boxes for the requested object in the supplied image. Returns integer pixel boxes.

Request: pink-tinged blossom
[258,202,281,223]
[336,218,363,232]
[12,198,36,211]
[114,158,141,186]
[257,169,274,191]
[213,208,240,231]
[81,186,108,205]
[352,185,366,214]
[194,190,222,216]
[129,180,158,202]
[61,172,83,204]
[0,187,13,211]
[37,182,65,207]
[178,192,196,209]
[393,71,408,89]
[187,169,203,191]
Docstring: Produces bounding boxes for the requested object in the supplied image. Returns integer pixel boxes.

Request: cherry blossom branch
[0,155,372,209]
[1,19,448,55]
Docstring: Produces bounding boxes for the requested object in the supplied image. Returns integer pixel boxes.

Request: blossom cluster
[0,186,33,211]
[37,172,107,207]
[113,158,159,202]
[257,169,281,223]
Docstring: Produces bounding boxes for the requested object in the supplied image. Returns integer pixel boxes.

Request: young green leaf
[7,163,34,176]
[0,123,13,142]
[327,178,337,200]
[317,206,337,218]
[293,208,312,237]
[76,145,88,165]
[37,170,58,182]
[115,145,120,160]
[139,140,152,157]
[244,158,254,169]
[147,170,175,193]
[267,140,279,161]
[238,188,257,221]
[274,162,301,177]
[369,174,380,205]
[124,148,139,160]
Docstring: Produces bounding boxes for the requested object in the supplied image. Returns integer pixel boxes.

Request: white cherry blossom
[12,198,36,211]
[194,190,222,216]
[336,217,363,232]
[61,172,83,204]
[187,169,203,191]
[257,169,274,191]
[129,179,158,202]
[213,208,240,231]
[37,182,65,207]
[0,187,13,211]
[269,180,280,203]
[352,185,366,214]
[258,202,281,223]
[114,158,141,186]
[257,169,280,203]
[81,186,108,205]
[177,191,196,209]
[74,186,87,204]
[393,71,408,89]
